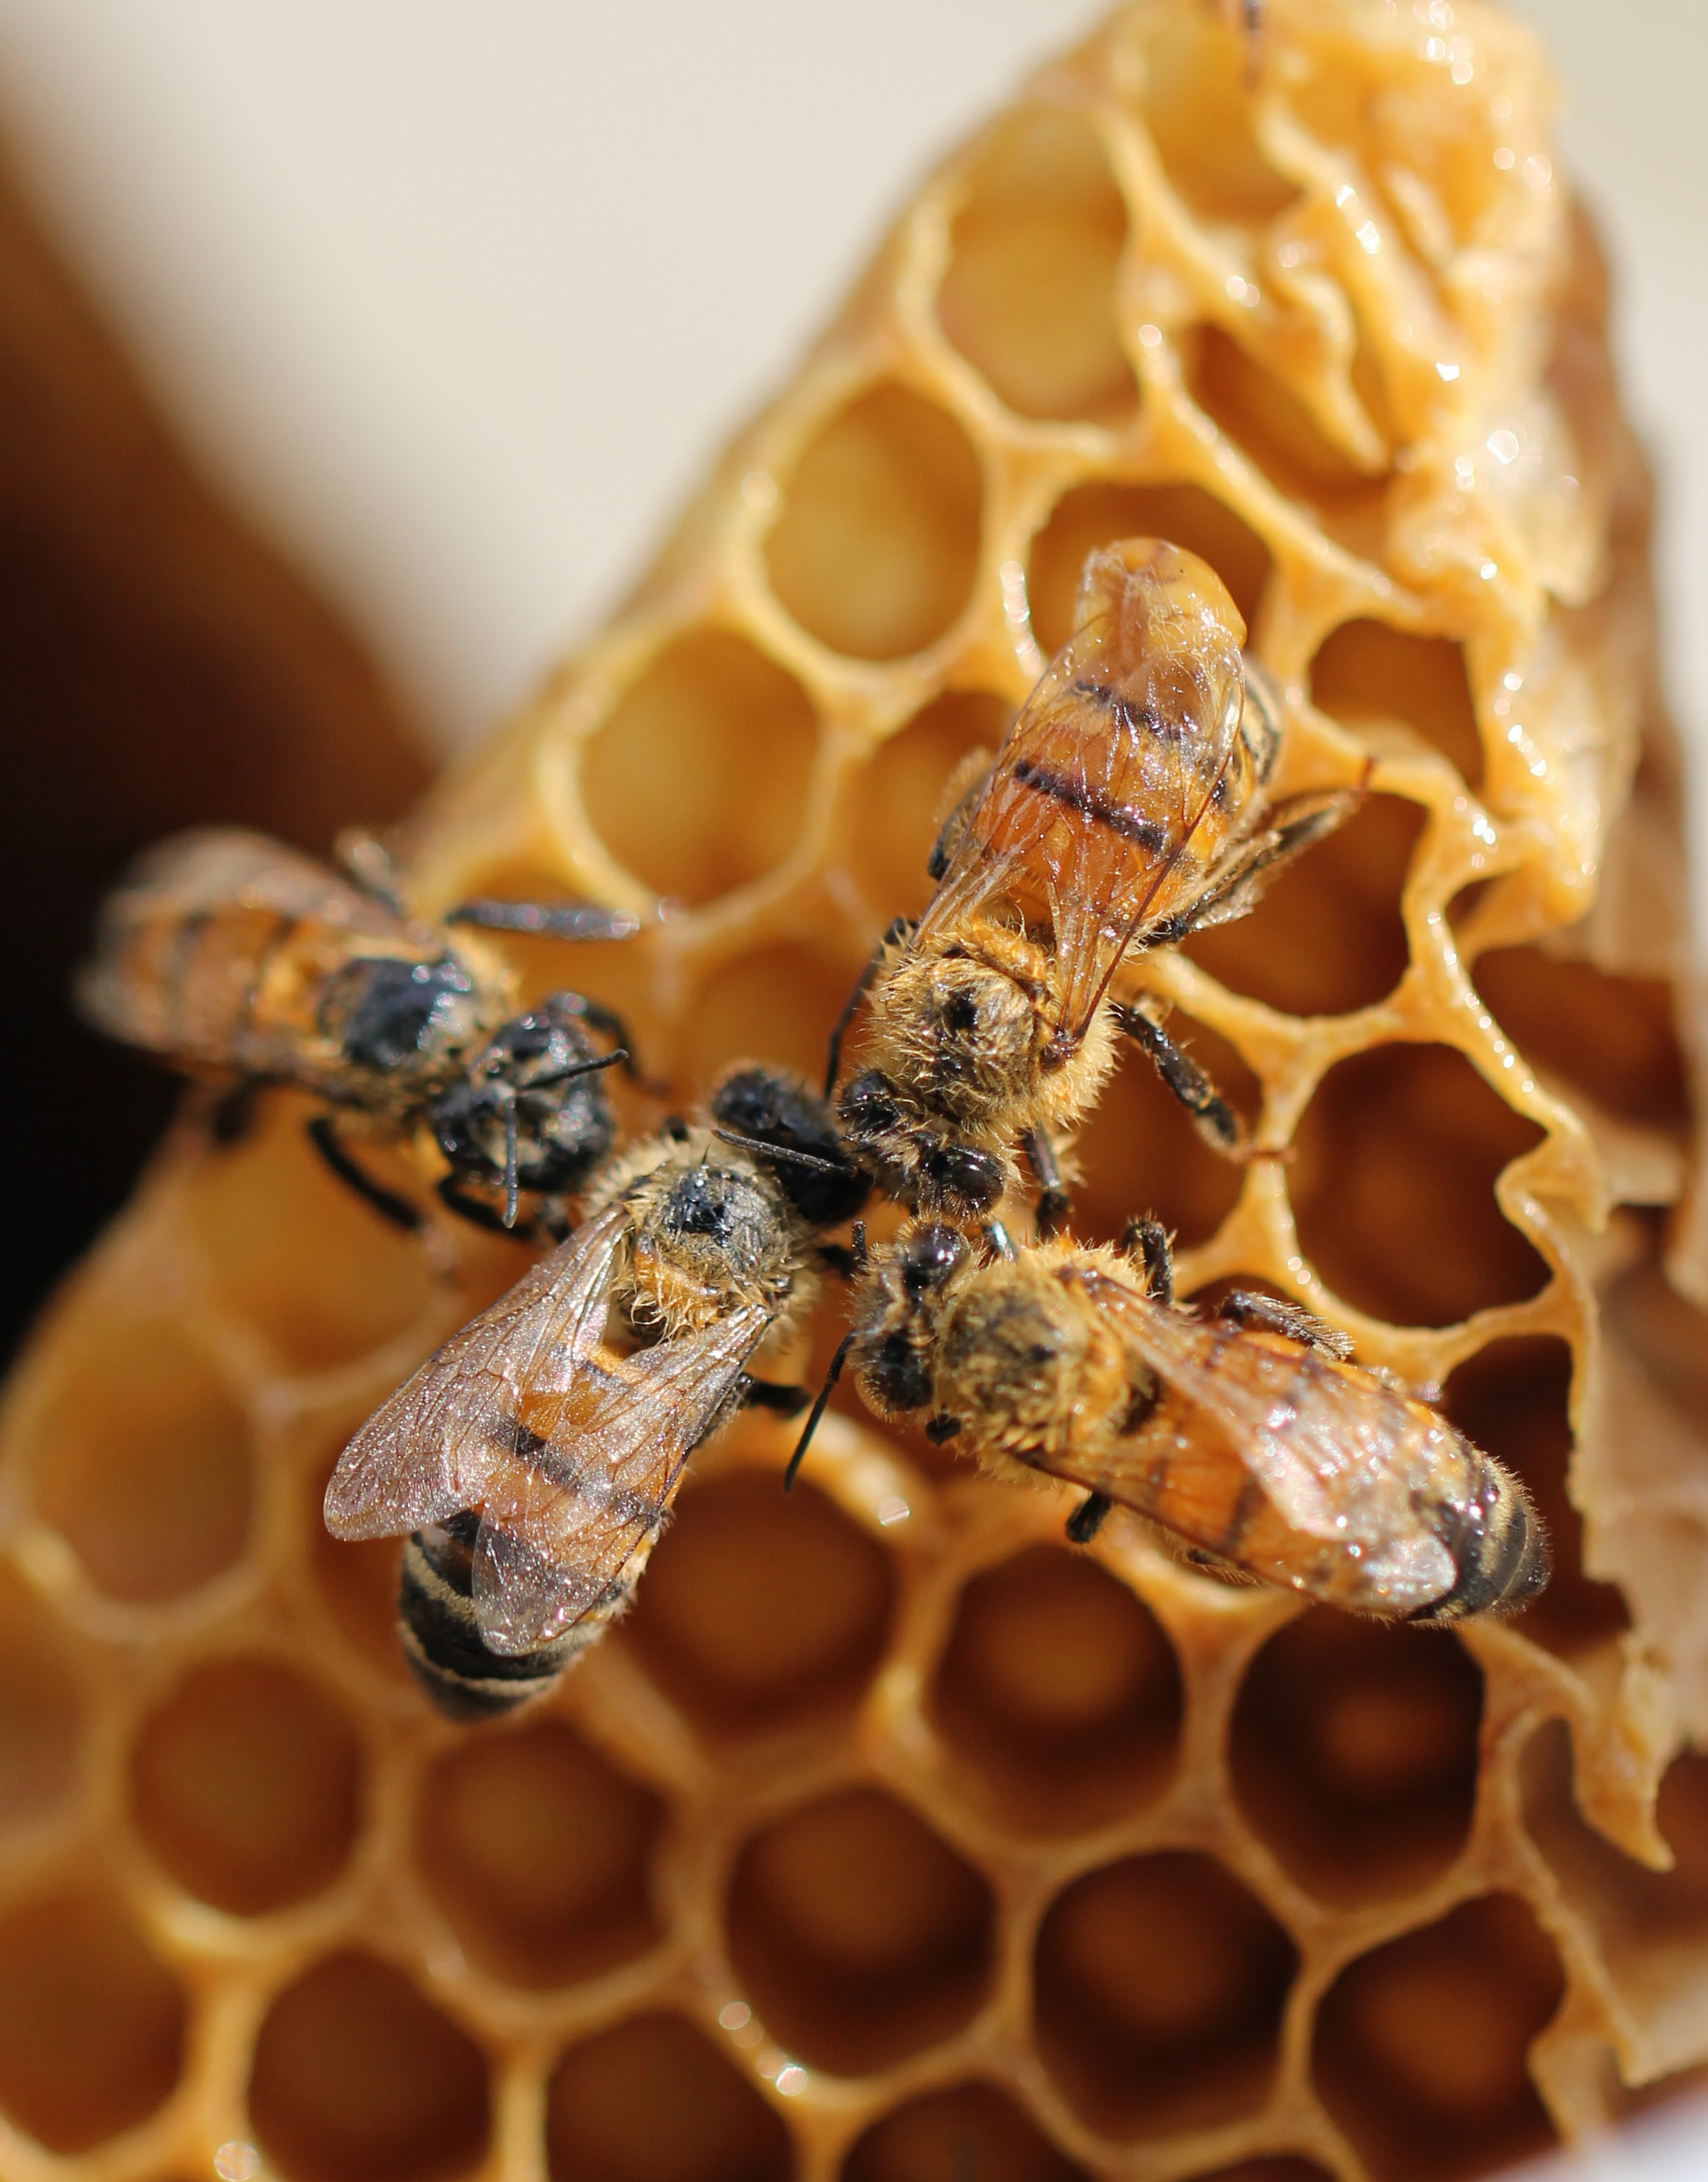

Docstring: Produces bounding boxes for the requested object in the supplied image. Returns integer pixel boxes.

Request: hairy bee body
[327,1069,868,1715]
[835,539,1348,1221]
[846,1229,1548,1625]
[79,826,629,1226]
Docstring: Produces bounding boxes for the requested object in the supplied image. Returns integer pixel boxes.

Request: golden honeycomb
[4,4,1708,2180]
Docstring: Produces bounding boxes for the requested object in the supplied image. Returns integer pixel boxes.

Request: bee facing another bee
[78,826,640,1234]
[831,538,1362,1231]
[791,1219,1548,1626]
[324,1066,869,1717]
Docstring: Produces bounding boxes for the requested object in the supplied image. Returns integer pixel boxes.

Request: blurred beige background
[0,4,1697,856]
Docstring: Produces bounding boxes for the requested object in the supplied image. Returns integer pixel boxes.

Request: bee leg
[741,1377,811,1419]
[1179,788,1364,939]
[336,828,407,914]
[306,1115,424,1232]
[1066,1491,1113,1545]
[1020,1126,1072,1241]
[1114,1000,1241,1154]
[1119,1216,1174,1304]
[927,754,995,880]
[983,1219,1018,1262]
[444,896,642,942]
[435,1175,537,1240]
[825,917,916,1097]
[206,1078,263,1146]
[815,1240,861,1280]
[1218,1289,1353,1361]
[567,998,655,1086]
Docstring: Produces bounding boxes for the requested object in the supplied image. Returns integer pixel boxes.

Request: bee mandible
[829,539,1361,1230]
[791,1218,1548,1626]
[79,826,641,1234]
[324,1066,870,1716]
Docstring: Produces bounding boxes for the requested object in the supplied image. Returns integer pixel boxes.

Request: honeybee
[829,539,1360,1229]
[324,1066,870,1717]
[78,826,639,1233]
[791,1219,1548,1624]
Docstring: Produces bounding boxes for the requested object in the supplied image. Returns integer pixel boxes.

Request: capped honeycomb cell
[129,1654,362,1915]
[248,1952,490,2182]
[581,629,818,907]
[1034,1851,1298,2137]
[726,1786,995,2074]
[930,1543,1182,1831]
[415,1717,664,1987]
[3,0,1705,2174]
[621,1471,895,1736]
[1312,1895,1565,2182]
[1290,1044,1550,1325]
[545,2014,791,2182]
[937,107,1136,426]
[1231,1612,1482,1904]
[0,1886,186,2153]
[765,383,983,661]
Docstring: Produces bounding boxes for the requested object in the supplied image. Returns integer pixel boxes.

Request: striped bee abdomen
[397,1514,589,1720]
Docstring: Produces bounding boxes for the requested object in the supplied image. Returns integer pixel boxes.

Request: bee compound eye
[916,1142,1004,1216]
[900,1224,967,1292]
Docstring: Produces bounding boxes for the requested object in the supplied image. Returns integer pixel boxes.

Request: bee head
[851,1223,968,1419]
[709,1064,870,1229]
[838,1071,1008,1220]
[428,994,617,1202]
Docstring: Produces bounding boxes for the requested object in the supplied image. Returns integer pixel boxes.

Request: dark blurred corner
[0,144,432,1367]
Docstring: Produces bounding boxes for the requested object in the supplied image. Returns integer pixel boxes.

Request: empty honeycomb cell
[1070,1018,1257,1251]
[726,1786,995,2074]
[764,382,984,661]
[1312,1894,1564,2182]
[1309,622,1483,790]
[937,107,1137,425]
[128,1655,362,1916]
[1188,328,1389,506]
[1290,1043,1550,1327]
[184,1094,437,1372]
[621,1471,893,1736]
[0,1886,186,2154]
[30,1313,251,1601]
[1229,1610,1482,1905]
[545,2012,792,2182]
[0,1571,80,1828]
[1472,949,1690,1127]
[930,1543,1182,1832]
[128,1651,361,1914]
[677,942,857,1092]
[840,2078,1088,2182]
[415,1719,664,1988]
[1033,1850,1298,2138]
[1184,793,1425,1019]
[248,1951,490,2182]
[1443,1337,1627,1655]
[581,630,818,906]
[1028,480,1273,648]
[844,688,1011,921]
[1522,1722,1708,1972]
[1134,6,1301,223]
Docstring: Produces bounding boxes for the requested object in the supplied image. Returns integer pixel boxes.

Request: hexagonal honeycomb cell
[4,3,1708,2180]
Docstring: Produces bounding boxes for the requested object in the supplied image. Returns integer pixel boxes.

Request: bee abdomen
[397,1516,584,1720]
[1411,1461,1551,1624]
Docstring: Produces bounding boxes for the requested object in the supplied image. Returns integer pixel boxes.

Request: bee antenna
[522,1049,628,1090]
[784,1330,856,1492]
[502,1092,521,1229]
[713,1127,847,1174]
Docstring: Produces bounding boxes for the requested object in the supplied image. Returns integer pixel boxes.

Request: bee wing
[77,826,419,1065]
[1083,1274,1458,1605]
[470,1303,772,1655]
[914,616,1246,1041]
[323,1204,628,1541]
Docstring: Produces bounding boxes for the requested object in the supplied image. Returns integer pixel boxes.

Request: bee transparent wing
[77,826,418,1066]
[1083,1274,1457,1607]
[915,615,1245,1041]
[470,1303,772,1655]
[323,1204,628,1541]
